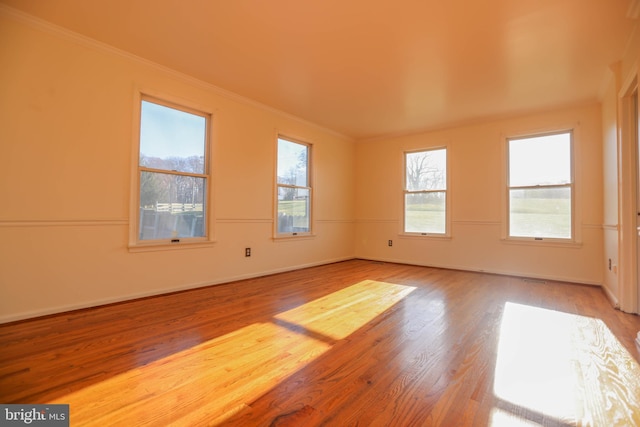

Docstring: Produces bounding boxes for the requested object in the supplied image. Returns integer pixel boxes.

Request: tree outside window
[138,98,210,241]
[404,148,447,234]
[276,137,311,235]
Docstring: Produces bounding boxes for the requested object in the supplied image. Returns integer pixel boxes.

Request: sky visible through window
[509,132,571,186]
[140,100,206,160]
[508,131,572,239]
[405,148,446,190]
[277,138,307,185]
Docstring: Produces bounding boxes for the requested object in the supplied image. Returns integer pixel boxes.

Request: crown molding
[0,4,353,142]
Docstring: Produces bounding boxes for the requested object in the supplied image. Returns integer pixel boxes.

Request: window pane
[140,100,206,174]
[509,187,571,238]
[405,192,446,233]
[406,149,446,191]
[509,133,571,187]
[139,171,205,240]
[277,138,308,187]
[277,187,310,233]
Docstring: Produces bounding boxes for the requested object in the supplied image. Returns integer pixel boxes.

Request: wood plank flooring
[1,260,640,426]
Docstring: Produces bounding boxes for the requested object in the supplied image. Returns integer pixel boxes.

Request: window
[507,131,572,240]
[276,136,311,236]
[137,97,210,242]
[404,147,447,234]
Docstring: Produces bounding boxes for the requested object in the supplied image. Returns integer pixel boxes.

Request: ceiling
[1,0,637,140]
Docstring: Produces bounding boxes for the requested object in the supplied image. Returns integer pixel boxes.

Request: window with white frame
[137,97,210,242]
[276,136,311,236]
[404,147,447,234]
[507,131,573,240]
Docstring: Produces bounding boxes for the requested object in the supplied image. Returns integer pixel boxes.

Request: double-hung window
[404,147,447,235]
[507,131,573,240]
[276,136,312,236]
[137,96,210,243]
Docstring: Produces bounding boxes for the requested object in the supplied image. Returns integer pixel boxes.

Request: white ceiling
[1,0,637,139]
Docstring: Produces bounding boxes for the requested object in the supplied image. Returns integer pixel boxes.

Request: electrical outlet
[388,240,393,247]
[608,258,611,270]
[245,247,251,257]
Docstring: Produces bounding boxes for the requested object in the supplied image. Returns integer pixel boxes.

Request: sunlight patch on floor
[489,407,544,427]
[275,280,416,340]
[52,280,415,426]
[493,302,640,427]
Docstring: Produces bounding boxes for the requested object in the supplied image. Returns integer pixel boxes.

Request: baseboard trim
[355,256,602,286]
[601,284,621,309]
[0,256,356,324]
[1,256,605,324]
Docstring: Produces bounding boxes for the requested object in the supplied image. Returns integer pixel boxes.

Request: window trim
[129,91,215,251]
[504,129,577,243]
[401,146,450,238]
[274,134,314,239]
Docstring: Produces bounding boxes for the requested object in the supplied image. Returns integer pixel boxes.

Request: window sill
[501,237,582,249]
[399,233,452,240]
[128,239,216,253]
[273,233,316,242]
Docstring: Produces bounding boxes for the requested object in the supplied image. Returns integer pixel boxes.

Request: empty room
[1,1,640,426]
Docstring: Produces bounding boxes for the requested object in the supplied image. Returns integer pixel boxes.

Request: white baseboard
[601,284,620,309]
[356,256,602,286]
[0,256,356,324]
[1,256,609,324]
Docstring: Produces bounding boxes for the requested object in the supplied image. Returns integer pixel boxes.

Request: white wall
[0,11,356,322]
[355,104,604,284]
[601,67,621,305]
[0,7,618,323]
[600,19,640,314]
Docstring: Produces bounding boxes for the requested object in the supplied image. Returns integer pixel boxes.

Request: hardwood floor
[1,260,640,426]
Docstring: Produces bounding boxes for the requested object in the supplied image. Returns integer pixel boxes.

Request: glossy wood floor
[2,260,640,426]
